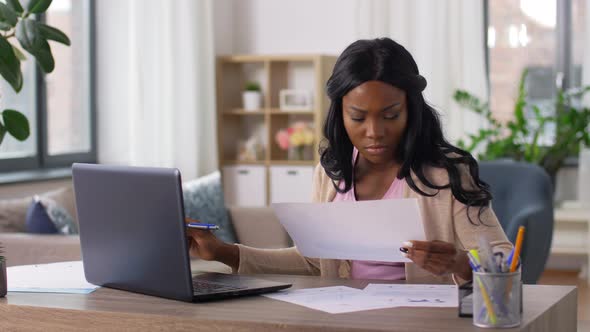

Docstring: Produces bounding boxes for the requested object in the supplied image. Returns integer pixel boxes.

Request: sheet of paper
[363,284,459,307]
[263,286,399,314]
[272,198,425,262]
[8,261,99,294]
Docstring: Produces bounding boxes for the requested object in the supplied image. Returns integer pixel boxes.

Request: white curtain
[355,0,488,143]
[96,0,217,180]
[583,0,590,103]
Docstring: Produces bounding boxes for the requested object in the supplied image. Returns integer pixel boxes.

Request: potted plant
[0,0,70,146]
[0,243,5,297]
[242,81,262,111]
[453,69,590,184]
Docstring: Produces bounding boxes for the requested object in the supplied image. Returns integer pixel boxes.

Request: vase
[0,259,6,297]
[289,145,313,161]
[242,91,262,111]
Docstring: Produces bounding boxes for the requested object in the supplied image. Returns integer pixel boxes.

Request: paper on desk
[363,284,458,307]
[272,198,425,262]
[263,286,399,314]
[8,261,99,294]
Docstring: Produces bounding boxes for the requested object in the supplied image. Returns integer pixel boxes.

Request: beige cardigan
[236,164,512,284]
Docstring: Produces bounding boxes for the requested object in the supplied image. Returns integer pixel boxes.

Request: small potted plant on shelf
[275,121,315,160]
[242,81,262,111]
[0,243,6,297]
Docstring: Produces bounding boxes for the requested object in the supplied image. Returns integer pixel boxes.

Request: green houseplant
[0,0,70,145]
[242,81,262,111]
[453,70,590,182]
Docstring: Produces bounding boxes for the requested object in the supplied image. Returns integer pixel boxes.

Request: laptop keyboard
[192,278,245,295]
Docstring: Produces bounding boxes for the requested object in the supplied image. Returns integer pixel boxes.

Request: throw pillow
[41,186,78,230]
[0,196,32,232]
[25,197,58,234]
[39,197,78,235]
[183,171,237,243]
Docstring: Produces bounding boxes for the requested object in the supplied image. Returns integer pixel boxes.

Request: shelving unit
[551,205,590,283]
[216,54,337,206]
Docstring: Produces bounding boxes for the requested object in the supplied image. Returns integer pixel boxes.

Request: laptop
[72,163,291,302]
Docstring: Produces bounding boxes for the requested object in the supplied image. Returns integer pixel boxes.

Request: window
[0,0,95,172]
[486,0,578,146]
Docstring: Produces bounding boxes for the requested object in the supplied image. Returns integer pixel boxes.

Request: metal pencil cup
[473,270,521,328]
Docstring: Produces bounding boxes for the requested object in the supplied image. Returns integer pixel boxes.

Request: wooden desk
[0,274,577,331]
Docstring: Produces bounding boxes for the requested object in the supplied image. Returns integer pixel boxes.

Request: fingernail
[399,247,409,253]
[402,241,413,248]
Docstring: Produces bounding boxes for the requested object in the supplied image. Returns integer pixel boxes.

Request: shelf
[222,109,315,115]
[269,160,316,166]
[219,54,322,63]
[555,208,590,224]
[224,109,266,115]
[550,246,589,255]
[222,160,267,165]
[269,108,314,115]
[217,54,338,206]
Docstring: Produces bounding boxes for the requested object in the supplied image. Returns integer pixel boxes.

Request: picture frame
[279,89,313,111]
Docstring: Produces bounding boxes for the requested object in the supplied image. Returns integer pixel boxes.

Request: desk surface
[0,274,577,332]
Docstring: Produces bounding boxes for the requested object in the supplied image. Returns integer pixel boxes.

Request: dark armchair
[478,161,554,284]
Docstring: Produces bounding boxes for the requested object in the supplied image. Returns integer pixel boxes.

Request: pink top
[332,148,406,280]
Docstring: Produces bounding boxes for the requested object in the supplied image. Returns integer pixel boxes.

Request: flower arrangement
[275,121,315,160]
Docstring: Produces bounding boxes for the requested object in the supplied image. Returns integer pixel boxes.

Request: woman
[188,38,512,284]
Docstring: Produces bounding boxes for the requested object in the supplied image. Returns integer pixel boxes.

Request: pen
[467,251,482,272]
[469,249,483,270]
[185,218,219,230]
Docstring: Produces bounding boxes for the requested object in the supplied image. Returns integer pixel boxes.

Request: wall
[214,0,359,55]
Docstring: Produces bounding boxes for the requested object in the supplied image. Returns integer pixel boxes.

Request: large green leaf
[24,0,52,14]
[38,23,70,45]
[32,38,54,72]
[11,44,26,60]
[6,0,24,14]
[16,18,41,52]
[16,18,55,72]
[0,2,18,27]
[0,21,12,31]
[0,35,23,92]
[2,109,29,141]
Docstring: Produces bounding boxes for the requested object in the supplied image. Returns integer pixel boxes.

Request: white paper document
[263,284,459,314]
[272,198,425,262]
[263,286,397,314]
[8,261,99,294]
[363,284,458,307]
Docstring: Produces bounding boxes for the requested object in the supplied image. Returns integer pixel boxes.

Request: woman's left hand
[400,240,471,280]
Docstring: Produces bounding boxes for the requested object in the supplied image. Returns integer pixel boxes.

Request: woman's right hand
[186,227,240,269]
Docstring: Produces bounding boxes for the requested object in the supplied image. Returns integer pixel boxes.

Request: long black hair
[320,38,492,224]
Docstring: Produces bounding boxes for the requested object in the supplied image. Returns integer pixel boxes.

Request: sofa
[0,185,291,272]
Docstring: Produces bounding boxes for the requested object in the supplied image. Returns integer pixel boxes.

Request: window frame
[0,0,96,173]
[484,0,580,166]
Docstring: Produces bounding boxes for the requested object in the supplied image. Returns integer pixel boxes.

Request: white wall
[214,0,360,55]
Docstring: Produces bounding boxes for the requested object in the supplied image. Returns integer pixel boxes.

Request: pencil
[476,276,497,324]
[510,226,525,272]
